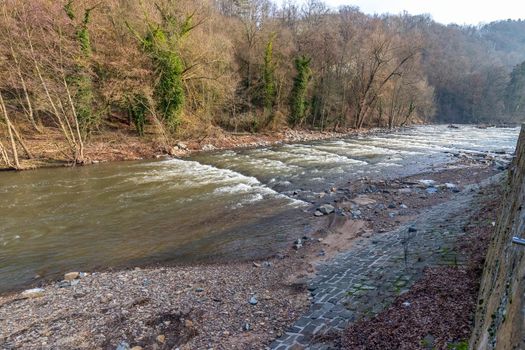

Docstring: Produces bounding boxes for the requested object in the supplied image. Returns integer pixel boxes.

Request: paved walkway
[269,188,479,349]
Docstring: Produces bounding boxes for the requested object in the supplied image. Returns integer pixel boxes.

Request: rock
[116,341,130,350]
[202,144,217,152]
[64,272,80,281]
[318,204,335,215]
[419,179,436,187]
[426,187,438,194]
[156,335,166,344]
[408,227,418,233]
[402,301,411,307]
[175,142,188,151]
[195,287,204,292]
[70,279,80,286]
[253,262,261,268]
[21,288,45,299]
[130,347,143,350]
[444,183,457,189]
[184,320,194,328]
[58,281,71,288]
[314,210,324,217]
[388,203,396,209]
[400,204,408,209]
[249,296,258,305]
[243,323,251,331]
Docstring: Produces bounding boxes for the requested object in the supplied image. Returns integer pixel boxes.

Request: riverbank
[0,124,416,170]
[0,153,506,349]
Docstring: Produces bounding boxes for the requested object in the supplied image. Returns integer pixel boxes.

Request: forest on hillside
[1,0,525,167]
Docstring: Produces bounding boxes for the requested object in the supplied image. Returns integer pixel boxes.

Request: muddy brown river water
[0,125,519,292]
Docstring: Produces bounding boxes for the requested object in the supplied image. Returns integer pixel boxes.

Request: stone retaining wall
[471,124,525,350]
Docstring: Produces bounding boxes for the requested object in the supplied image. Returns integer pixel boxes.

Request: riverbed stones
[318,204,335,215]
[21,288,45,299]
[202,144,217,152]
[64,272,80,281]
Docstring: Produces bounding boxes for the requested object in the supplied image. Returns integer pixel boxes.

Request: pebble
[249,296,258,305]
[116,341,130,350]
[21,288,45,299]
[318,204,335,215]
[64,272,80,281]
[156,335,165,344]
[243,323,251,331]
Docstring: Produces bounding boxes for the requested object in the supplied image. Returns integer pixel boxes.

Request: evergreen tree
[289,56,311,127]
[505,61,525,117]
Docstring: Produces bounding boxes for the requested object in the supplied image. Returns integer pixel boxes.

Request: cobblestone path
[270,185,484,350]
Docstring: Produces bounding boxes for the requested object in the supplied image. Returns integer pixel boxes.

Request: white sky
[285,0,525,25]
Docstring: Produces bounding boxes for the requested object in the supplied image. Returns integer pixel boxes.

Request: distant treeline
[0,0,525,166]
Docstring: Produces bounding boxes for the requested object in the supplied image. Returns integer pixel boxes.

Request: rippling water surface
[0,125,519,292]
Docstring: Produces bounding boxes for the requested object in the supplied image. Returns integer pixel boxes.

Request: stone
[176,142,188,151]
[156,335,166,344]
[243,323,251,331]
[184,320,194,328]
[314,211,324,217]
[388,203,397,209]
[408,227,418,233]
[21,288,45,299]
[130,347,143,350]
[318,204,335,215]
[400,204,408,209]
[249,296,258,305]
[116,342,130,350]
[70,279,80,286]
[253,262,261,268]
[426,187,438,194]
[202,144,217,152]
[64,272,80,281]
[419,179,436,187]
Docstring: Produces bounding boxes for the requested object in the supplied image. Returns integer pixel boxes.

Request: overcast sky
[285,0,525,25]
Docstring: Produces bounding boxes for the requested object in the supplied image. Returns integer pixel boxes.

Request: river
[0,125,519,293]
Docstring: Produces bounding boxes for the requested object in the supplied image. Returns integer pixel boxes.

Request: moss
[128,94,149,136]
[447,340,469,350]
